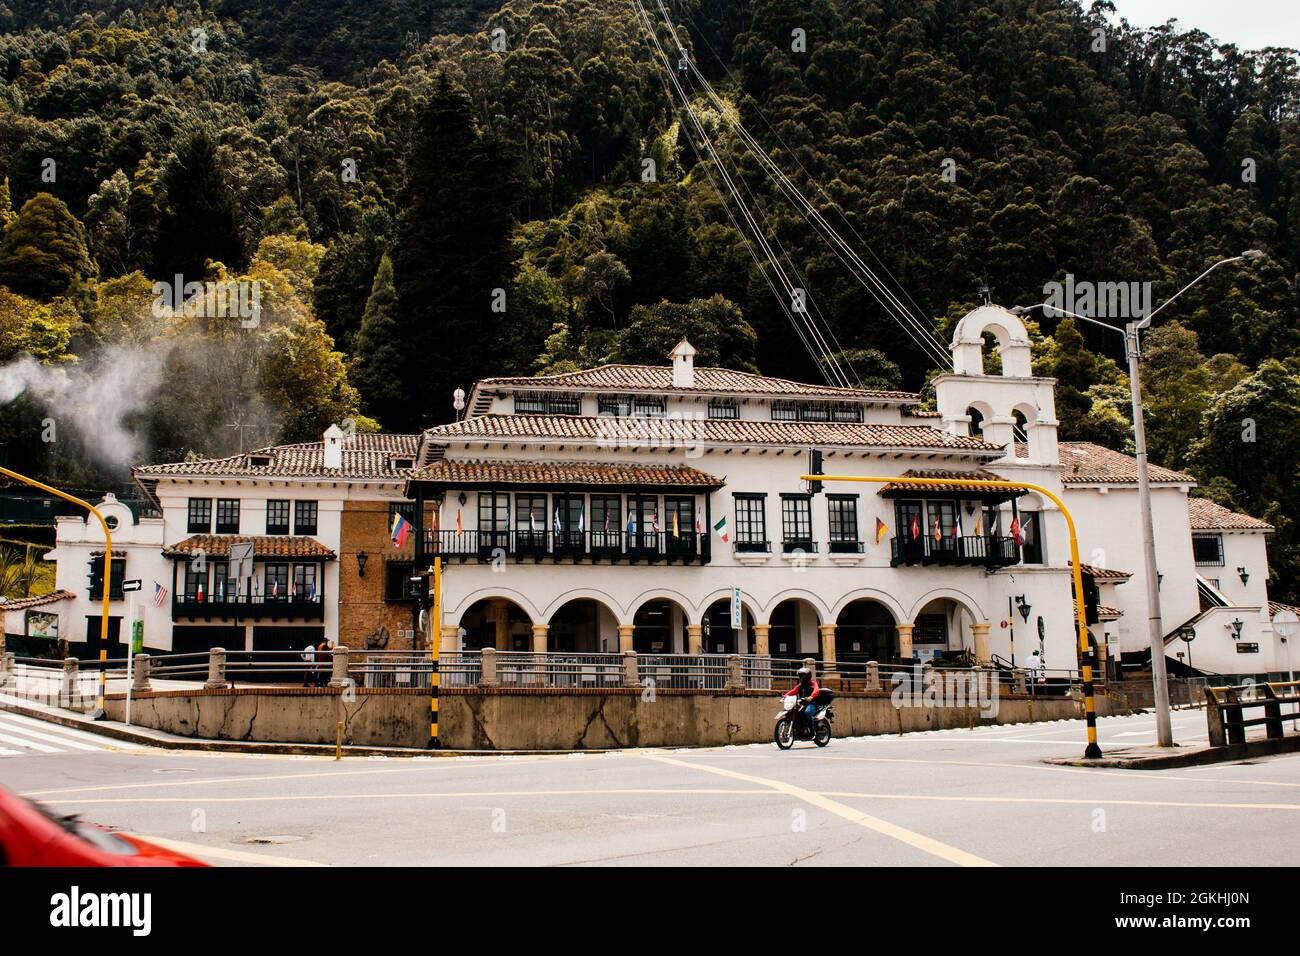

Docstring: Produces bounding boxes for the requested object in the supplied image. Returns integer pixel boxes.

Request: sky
[1107,0,1300,50]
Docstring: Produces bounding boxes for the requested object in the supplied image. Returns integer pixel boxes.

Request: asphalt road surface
[2,709,1297,866]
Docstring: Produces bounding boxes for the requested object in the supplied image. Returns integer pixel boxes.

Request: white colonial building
[25,305,1297,680]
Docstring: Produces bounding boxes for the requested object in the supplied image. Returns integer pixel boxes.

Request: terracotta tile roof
[0,590,75,611]
[411,459,724,489]
[1097,605,1123,620]
[878,468,1030,496]
[425,415,1003,454]
[1072,561,1133,581]
[475,365,918,401]
[1058,442,1195,484]
[163,535,336,560]
[1187,497,1274,532]
[134,433,421,481]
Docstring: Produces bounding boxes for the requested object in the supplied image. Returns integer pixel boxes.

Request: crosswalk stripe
[0,719,107,752]
[0,712,143,748]
[0,730,64,753]
[0,746,20,756]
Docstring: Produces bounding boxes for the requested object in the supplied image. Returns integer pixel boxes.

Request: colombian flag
[391,511,412,548]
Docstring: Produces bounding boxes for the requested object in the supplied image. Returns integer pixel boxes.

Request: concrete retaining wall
[104,687,1109,750]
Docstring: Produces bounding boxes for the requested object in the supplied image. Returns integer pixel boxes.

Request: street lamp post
[1013,250,1264,747]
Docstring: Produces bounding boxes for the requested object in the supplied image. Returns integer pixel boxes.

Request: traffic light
[808,449,823,495]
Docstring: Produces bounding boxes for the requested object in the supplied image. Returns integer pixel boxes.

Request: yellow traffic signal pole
[802,473,1103,759]
[0,466,113,717]
[429,556,441,745]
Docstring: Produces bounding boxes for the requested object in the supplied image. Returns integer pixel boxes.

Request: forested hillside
[0,0,1297,598]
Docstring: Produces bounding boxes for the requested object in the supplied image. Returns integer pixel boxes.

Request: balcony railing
[890,534,1020,569]
[424,529,708,564]
[173,593,326,621]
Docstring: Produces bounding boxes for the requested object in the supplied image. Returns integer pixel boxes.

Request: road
[1,709,1297,866]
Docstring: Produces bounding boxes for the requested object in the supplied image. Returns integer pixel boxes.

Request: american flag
[152,581,168,607]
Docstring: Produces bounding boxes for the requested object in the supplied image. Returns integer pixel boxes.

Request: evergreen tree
[389,75,519,429]
[351,253,405,428]
[0,193,95,300]
[152,131,246,283]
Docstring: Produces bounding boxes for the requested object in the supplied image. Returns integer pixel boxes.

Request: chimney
[669,337,697,389]
[322,424,344,469]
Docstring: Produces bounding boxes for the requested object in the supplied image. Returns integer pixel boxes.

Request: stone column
[61,657,79,703]
[132,653,151,693]
[493,600,510,651]
[818,624,837,666]
[970,622,991,662]
[328,645,350,688]
[866,661,881,692]
[617,624,635,653]
[440,625,459,654]
[621,650,640,687]
[725,654,744,690]
[479,646,498,686]
[896,623,915,663]
[752,624,771,657]
[686,623,704,655]
[530,624,549,654]
[204,647,228,690]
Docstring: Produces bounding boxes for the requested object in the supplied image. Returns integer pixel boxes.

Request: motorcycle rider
[784,667,821,735]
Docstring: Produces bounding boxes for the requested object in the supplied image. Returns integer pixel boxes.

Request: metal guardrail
[1205,680,1300,746]
[1,648,1089,699]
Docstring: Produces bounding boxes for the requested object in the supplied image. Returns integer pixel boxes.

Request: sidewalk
[1045,734,1300,769]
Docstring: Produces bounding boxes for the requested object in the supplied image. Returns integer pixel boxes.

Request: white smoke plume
[0,347,165,471]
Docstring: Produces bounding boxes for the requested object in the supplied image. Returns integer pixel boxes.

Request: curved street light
[1011,250,1265,747]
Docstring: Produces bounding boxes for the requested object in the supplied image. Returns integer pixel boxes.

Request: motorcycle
[774,692,833,749]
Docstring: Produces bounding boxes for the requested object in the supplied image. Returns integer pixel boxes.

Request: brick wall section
[339,499,417,650]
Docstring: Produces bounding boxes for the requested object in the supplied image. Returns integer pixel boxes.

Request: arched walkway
[911,595,982,662]
[458,597,532,652]
[547,597,620,653]
[631,597,689,654]
[835,599,897,664]
[767,597,822,660]
[700,596,757,654]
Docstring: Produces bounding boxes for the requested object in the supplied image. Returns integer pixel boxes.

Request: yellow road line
[642,753,998,867]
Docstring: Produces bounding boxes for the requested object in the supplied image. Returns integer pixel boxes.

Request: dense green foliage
[0,0,1296,598]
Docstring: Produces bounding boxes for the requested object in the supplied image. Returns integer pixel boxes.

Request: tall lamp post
[1012,249,1265,747]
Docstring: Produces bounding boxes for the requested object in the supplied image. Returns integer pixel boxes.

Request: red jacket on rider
[785,680,820,699]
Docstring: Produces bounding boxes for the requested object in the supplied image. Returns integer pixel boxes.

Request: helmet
[797,667,812,680]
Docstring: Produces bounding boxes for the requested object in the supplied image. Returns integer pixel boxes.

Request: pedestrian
[1025,647,1045,684]
[315,637,332,687]
[300,641,316,687]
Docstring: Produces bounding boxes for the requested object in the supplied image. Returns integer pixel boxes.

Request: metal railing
[425,529,709,563]
[1,648,1088,699]
[890,534,1020,568]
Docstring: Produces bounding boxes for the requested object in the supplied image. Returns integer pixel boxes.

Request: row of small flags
[156,575,320,604]
[389,507,1022,547]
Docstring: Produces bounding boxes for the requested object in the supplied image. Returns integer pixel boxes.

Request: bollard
[621,650,639,688]
[335,720,344,761]
[866,660,880,693]
[133,653,151,693]
[725,654,744,690]
[204,647,229,690]
[61,657,79,706]
[479,646,499,687]
[328,644,351,688]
